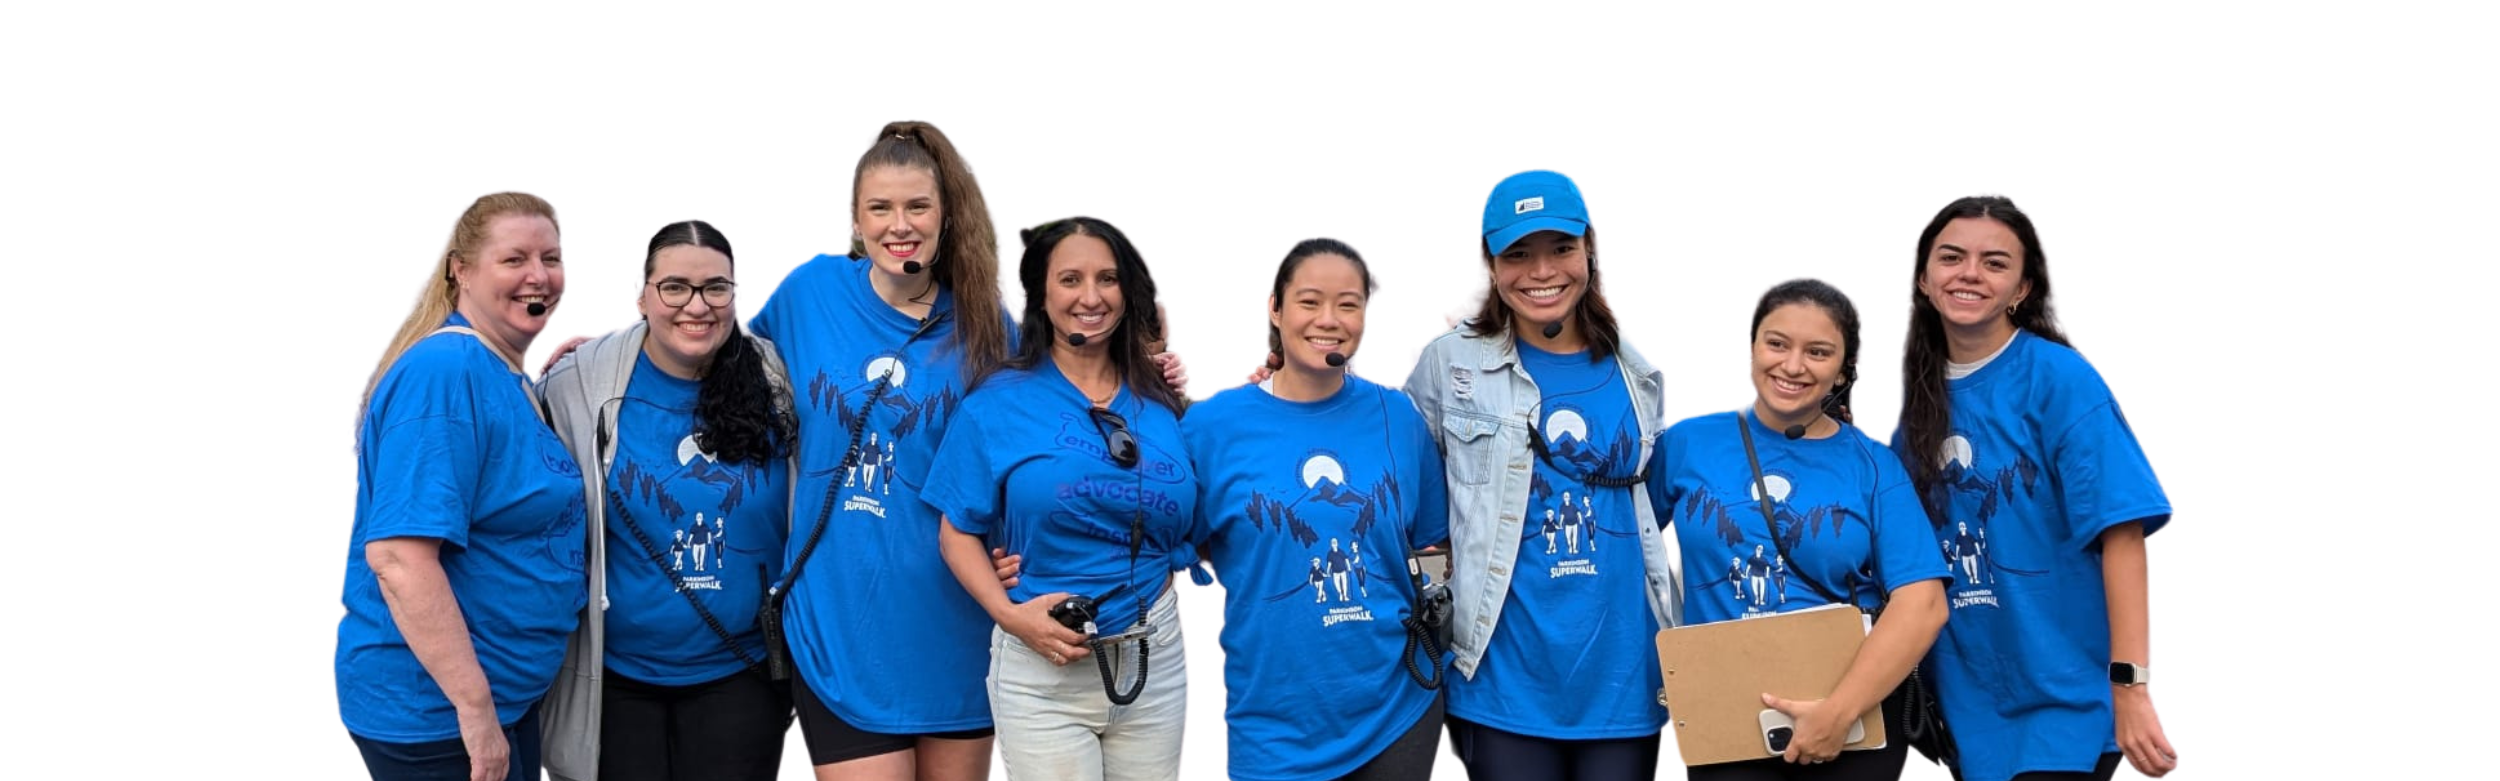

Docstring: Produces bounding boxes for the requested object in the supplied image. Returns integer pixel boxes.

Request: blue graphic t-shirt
[1181,377,1451,781]
[924,361,1196,637]
[748,253,1004,731]
[1650,410,1951,625]
[337,314,589,742]
[1447,341,1665,739]
[1892,331,2171,781]
[600,352,789,685]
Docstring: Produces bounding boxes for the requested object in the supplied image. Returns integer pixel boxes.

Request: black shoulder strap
[1737,413,1857,609]
[605,486,764,670]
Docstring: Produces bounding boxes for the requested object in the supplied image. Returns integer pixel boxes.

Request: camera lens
[1767,726,1793,753]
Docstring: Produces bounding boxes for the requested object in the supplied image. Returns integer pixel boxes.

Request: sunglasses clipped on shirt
[1088,407,1140,468]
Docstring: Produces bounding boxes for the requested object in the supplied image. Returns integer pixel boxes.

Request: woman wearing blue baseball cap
[1402,171,1681,780]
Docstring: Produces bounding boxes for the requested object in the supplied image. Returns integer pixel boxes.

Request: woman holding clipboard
[1647,279,1951,780]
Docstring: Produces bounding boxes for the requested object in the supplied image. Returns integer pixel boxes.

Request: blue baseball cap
[1481,170,1590,256]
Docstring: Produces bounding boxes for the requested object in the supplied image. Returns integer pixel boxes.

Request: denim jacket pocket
[1442,412,1502,486]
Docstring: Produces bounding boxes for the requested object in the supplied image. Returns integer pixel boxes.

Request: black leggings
[1335,695,1445,781]
[1444,714,1661,781]
[599,668,793,781]
[1974,752,2121,781]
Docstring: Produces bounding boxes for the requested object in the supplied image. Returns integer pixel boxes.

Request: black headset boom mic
[902,260,924,274]
[1540,321,1563,339]
[527,302,549,317]
[1324,352,1347,368]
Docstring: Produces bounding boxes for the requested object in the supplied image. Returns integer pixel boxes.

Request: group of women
[335,120,2180,781]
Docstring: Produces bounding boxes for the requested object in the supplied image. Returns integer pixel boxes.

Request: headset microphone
[902,260,924,274]
[1065,328,1111,348]
[526,302,549,317]
[1783,424,1807,440]
[1540,321,1563,339]
[1323,352,1347,368]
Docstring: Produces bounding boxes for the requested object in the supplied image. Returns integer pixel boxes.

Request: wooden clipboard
[1654,603,1886,766]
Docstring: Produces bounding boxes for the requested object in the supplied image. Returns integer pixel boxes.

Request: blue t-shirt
[1650,410,1951,625]
[924,361,1196,636]
[748,253,1004,731]
[1181,378,1451,781]
[337,314,589,742]
[1447,341,1665,739]
[600,352,789,685]
[1891,331,2171,781]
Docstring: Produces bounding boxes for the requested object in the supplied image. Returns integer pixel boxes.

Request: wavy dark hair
[850,120,1009,381]
[1263,238,1377,371]
[647,220,794,466]
[1751,278,1862,424]
[1466,227,1623,361]
[1897,196,2072,515]
[997,217,1186,415]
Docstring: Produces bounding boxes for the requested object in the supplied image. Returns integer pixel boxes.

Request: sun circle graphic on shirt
[864,355,909,389]
[1939,435,1973,469]
[676,434,716,465]
[1544,408,1588,445]
[1300,454,1346,489]
[1748,473,1793,504]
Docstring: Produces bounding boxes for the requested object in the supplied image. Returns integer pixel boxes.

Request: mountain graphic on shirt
[1925,433,2047,577]
[799,359,959,480]
[1246,452,1407,604]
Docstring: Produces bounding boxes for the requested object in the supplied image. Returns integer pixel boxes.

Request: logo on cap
[1514,197,1544,215]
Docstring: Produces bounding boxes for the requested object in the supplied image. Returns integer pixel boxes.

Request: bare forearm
[939,522,1017,623]
[367,538,495,719]
[1830,580,1946,717]
[2101,522,2150,667]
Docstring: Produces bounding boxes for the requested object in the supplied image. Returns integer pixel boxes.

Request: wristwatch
[2109,661,2151,687]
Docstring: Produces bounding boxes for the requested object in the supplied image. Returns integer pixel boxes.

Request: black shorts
[792,675,994,765]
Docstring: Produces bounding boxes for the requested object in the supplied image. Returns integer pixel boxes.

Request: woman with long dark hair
[538,220,799,781]
[1893,196,2179,781]
[1403,171,1681,780]
[928,217,1196,780]
[1648,278,1950,781]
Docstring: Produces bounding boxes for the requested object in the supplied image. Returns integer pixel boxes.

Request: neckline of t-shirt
[1946,330,2024,386]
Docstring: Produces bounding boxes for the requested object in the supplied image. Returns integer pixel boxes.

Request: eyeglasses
[1088,407,1140,468]
[652,280,737,308]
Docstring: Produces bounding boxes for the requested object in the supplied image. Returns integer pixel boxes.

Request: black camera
[1050,594,1099,632]
[1417,581,1452,644]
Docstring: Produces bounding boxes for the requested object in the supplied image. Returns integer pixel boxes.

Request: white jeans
[989,585,1187,781]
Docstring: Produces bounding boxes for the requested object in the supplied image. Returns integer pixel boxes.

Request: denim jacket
[1402,324,1685,678]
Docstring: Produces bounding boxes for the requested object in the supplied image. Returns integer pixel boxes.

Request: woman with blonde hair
[337,192,588,781]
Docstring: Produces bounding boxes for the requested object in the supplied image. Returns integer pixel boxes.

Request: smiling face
[638,244,736,379]
[1491,230,1588,338]
[1043,232,1123,349]
[452,213,563,356]
[853,164,943,276]
[1918,216,2032,341]
[1750,301,1847,432]
[1269,252,1368,377]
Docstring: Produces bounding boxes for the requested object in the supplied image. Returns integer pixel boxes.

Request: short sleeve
[363,354,482,548]
[2051,398,2172,551]
[922,401,1005,536]
[1868,445,1952,595]
[747,277,789,342]
[1645,428,1681,527]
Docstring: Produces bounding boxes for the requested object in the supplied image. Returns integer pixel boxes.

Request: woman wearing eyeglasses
[928,217,1197,781]
[537,221,799,781]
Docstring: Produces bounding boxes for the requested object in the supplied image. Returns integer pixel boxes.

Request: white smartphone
[1759,709,1865,755]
